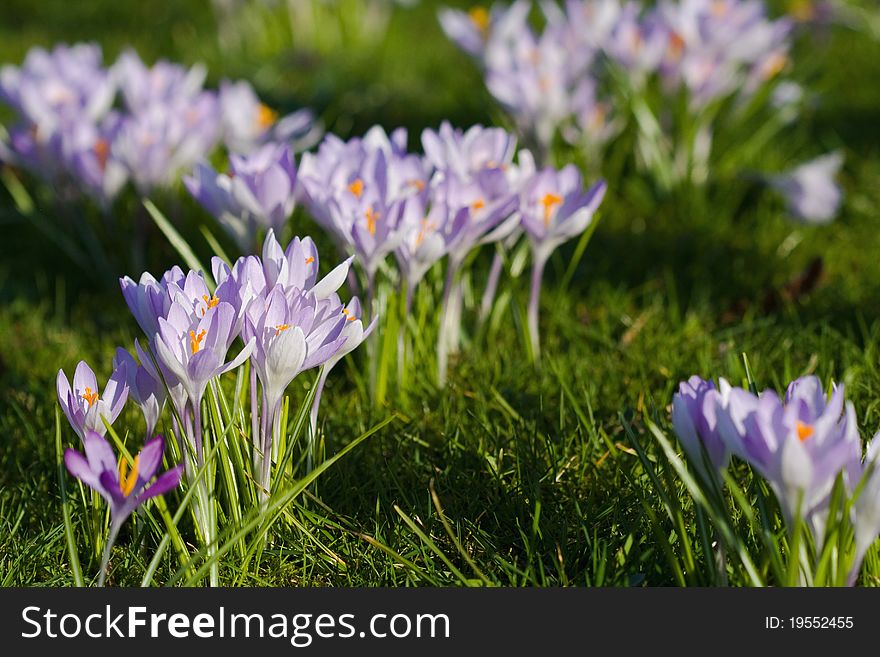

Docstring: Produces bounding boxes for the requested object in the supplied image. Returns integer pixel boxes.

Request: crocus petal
[136,464,184,504]
[64,448,100,489]
[311,256,354,300]
[136,435,165,483]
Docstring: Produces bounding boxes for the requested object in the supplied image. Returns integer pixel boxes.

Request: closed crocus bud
[113,347,166,438]
[672,376,729,482]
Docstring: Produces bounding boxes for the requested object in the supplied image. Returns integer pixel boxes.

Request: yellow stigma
[348,178,365,198]
[81,387,99,408]
[365,206,380,235]
[341,308,357,322]
[541,192,563,226]
[189,329,207,355]
[255,103,278,130]
[471,198,486,212]
[304,256,315,265]
[274,323,291,336]
[796,421,814,442]
[119,455,140,498]
[469,6,490,34]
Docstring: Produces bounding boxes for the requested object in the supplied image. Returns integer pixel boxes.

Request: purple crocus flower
[62,113,129,206]
[113,347,167,438]
[421,122,517,181]
[299,128,428,289]
[771,152,844,224]
[0,42,115,129]
[851,437,880,584]
[437,5,496,57]
[219,79,321,154]
[111,94,220,194]
[120,265,186,338]
[243,285,353,492]
[185,142,298,251]
[57,360,129,441]
[212,230,352,303]
[112,50,207,112]
[308,295,376,461]
[244,285,350,410]
[715,375,862,541]
[154,300,254,410]
[64,431,183,585]
[520,165,606,358]
[671,375,730,482]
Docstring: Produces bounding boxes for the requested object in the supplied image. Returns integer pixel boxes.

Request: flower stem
[527,252,547,363]
[479,251,504,324]
[437,261,461,386]
[97,522,121,587]
[308,366,331,472]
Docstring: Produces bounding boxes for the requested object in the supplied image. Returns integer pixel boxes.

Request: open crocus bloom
[712,375,862,540]
[57,360,129,441]
[0,42,115,129]
[219,79,320,155]
[243,285,350,409]
[155,300,255,406]
[64,431,183,529]
[185,142,298,251]
[421,122,517,181]
[520,165,607,263]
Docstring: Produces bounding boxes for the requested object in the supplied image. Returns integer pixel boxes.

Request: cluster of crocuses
[187,123,606,378]
[673,374,880,584]
[56,230,372,582]
[0,42,318,206]
[440,0,843,222]
[441,0,791,151]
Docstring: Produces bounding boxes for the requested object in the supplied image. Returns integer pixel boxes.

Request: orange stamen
[541,192,563,226]
[471,198,486,212]
[119,455,140,497]
[668,31,685,60]
[762,53,788,80]
[93,138,109,172]
[200,294,219,317]
[469,6,490,34]
[304,256,315,265]
[274,324,291,336]
[365,206,380,235]
[415,218,436,247]
[81,387,99,408]
[796,421,814,442]
[341,308,357,322]
[189,329,207,355]
[255,103,278,130]
[348,178,365,198]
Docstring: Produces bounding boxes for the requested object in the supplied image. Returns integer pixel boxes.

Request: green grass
[1,0,880,586]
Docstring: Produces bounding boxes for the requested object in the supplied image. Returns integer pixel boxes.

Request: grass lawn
[1,0,880,586]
